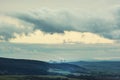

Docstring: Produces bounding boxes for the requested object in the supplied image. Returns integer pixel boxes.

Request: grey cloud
[0,18,33,41]
[1,8,120,41]
[11,10,75,33]
[11,9,120,40]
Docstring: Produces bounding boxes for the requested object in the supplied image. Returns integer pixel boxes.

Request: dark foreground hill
[0,57,49,75]
[0,75,79,80]
[0,57,88,75]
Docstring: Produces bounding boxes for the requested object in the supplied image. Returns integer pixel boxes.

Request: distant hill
[69,61,120,75]
[0,57,88,75]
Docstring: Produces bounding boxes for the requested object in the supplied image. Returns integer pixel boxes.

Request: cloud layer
[0,7,120,43]
[9,30,114,44]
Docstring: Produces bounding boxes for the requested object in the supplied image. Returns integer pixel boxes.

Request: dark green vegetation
[0,75,120,80]
[0,75,79,80]
[0,57,120,80]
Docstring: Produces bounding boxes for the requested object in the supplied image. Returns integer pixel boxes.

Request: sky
[0,43,120,61]
[0,0,120,61]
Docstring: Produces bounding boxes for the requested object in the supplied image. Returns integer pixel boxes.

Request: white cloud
[0,37,3,42]
[9,30,114,44]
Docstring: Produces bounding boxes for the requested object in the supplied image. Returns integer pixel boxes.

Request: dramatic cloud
[10,8,120,40]
[11,9,76,33]
[0,7,120,43]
